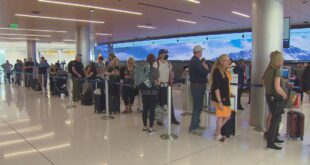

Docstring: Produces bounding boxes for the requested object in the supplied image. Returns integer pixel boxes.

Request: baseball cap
[193,45,204,53]
[158,49,169,55]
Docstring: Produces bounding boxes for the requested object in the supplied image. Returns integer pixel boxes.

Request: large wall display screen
[109,28,310,61]
[94,44,109,60]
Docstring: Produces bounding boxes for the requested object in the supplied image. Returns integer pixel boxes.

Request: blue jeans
[189,85,206,132]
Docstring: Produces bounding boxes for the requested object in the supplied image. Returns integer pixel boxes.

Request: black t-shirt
[72,60,85,78]
[25,61,34,73]
[211,68,231,106]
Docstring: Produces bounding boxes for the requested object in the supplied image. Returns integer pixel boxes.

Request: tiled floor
[0,84,309,165]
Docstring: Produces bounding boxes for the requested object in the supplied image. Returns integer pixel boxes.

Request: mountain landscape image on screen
[95,28,310,61]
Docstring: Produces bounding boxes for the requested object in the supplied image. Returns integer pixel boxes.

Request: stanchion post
[102,78,114,120]
[160,85,178,140]
[65,75,76,108]
[181,77,192,116]
[22,72,25,87]
[41,74,47,97]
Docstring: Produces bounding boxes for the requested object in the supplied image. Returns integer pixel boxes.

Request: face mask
[164,54,169,60]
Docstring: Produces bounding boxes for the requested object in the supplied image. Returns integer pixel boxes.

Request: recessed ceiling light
[63,39,76,42]
[38,0,143,15]
[96,33,113,36]
[187,0,200,4]
[0,37,39,41]
[15,14,105,24]
[232,11,250,18]
[137,25,156,29]
[177,19,197,24]
[0,27,67,33]
[0,33,51,37]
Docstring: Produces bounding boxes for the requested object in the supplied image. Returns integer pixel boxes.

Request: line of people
[2,46,310,148]
[68,51,180,135]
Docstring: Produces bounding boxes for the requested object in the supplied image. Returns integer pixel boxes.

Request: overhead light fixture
[38,0,143,15]
[177,19,197,24]
[63,39,76,42]
[187,0,200,4]
[137,25,156,29]
[0,33,51,37]
[96,33,112,36]
[15,14,105,24]
[0,27,67,33]
[232,11,250,18]
[0,37,39,41]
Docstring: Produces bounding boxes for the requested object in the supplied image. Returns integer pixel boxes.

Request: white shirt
[153,60,172,83]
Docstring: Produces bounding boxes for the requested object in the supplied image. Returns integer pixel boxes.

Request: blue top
[189,56,209,83]
[38,61,50,74]
[14,63,23,73]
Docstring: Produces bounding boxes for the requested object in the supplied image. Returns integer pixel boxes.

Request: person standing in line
[153,49,180,125]
[263,51,286,150]
[71,54,85,101]
[49,64,58,92]
[141,54,159,134]
[1,60,13,84]
[38,57,50,90]
[14,60,23,87]
[106,53,116,66]
[106,57,121,114]
[85,62,97,89]
[233,59,247,110]
[121,57,136,114]
[301,63,310,96]
[55,60,61,70]
[24,58,34,89]
[292,63,305,103]
[188,45,209,135]
[210,54,232,142]
[96,56,106,79]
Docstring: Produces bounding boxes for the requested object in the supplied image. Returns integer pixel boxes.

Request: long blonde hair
[210,54,229,84]
[127,56,135,65]
[268,50,284,69]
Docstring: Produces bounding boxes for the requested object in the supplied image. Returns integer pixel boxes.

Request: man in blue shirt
[1,60,13,84]
[188,45,209,135]
[14,60,23,86]
[38,57,50,90]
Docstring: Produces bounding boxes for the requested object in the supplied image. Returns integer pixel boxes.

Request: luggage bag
[286,110,304,141]
[221,111,236,138]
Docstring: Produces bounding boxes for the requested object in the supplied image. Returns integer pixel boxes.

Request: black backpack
[81,89,93,106]
[67,61,74,74]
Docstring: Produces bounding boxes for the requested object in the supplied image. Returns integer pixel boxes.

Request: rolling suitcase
[221,111,236,138]
[286,110,304,140]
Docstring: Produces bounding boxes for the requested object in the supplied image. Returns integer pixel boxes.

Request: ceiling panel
[0,0,309,43]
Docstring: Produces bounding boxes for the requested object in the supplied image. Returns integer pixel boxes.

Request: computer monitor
[281,67,290,79]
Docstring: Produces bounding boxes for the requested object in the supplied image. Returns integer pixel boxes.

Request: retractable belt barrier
[160,83,178,141]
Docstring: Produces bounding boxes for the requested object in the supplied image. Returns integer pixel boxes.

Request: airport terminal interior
[0,0,310,165]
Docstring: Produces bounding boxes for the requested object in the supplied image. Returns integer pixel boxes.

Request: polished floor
[0,83,309,165]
